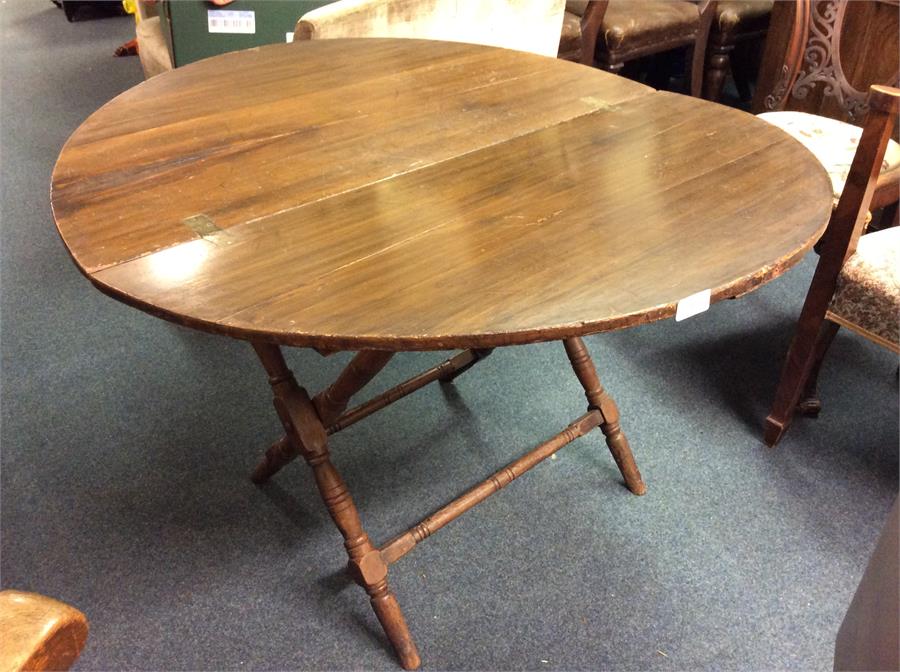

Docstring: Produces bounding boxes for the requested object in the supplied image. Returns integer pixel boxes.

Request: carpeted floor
[1,2,897,670]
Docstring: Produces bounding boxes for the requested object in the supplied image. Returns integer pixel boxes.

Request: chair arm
[293,0,567,57]
[294,0,394,41]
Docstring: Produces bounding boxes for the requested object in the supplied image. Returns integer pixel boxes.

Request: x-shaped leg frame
[251,337,645,669]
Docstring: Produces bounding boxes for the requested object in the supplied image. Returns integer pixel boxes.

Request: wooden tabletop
[51,39,833,351]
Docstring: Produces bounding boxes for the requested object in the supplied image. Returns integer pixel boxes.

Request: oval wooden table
[51,38,832,669]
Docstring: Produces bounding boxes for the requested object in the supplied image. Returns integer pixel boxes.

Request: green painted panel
[163,0,335,67]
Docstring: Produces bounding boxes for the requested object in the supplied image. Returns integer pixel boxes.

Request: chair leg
[563,337,646,495]
[879,201,899,230]
[797,320,840,417]
[703,43,732,102]
[600,60,625,75]
[686,44,706,98]
[730,42,754,102]
[765,309,832,447]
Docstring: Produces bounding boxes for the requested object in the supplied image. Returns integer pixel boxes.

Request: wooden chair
[764,85,900,447]
[703,0,774,102]
[557,0,717,98]
[753,0,900,216]
[293,0,566,58]
[0,590,89,671]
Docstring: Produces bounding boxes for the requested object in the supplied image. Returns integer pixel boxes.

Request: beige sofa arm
[294,0,566,58]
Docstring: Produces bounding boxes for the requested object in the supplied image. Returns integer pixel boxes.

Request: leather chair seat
[601,1,699,60]
[716,0,774,34]
[558,10,582,61]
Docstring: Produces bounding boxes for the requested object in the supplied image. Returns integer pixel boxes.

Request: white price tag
[207,10,255,34]
[285,32,294,43]
[675,288,711,322]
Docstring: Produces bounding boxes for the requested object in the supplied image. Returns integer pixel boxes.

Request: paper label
[285,32,294,43]
[207,10,255,34]
[675,289,711,322]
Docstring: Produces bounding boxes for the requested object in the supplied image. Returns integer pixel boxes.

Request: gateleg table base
[250,337,645,670]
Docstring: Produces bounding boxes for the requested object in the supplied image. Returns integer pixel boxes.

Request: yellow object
[123,0,139,22]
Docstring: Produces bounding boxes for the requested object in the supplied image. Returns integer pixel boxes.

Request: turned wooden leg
[797,320,840,418]
[563,337,646,495]
[730,42,754,102]
[252,342,420,670]
[703,43,732,102]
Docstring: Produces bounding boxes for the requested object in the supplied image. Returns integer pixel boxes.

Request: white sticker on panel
[208,10,255,34]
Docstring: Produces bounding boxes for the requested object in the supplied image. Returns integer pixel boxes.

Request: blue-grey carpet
[1,2,897,670]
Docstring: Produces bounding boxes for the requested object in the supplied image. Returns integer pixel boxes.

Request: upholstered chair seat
[557,0,714,97]
[827,226,900,349]
[599,0,700,60]
[561,0,703,63]
[558,9,583,61]
[715,0,773,35]
[759,110,900,204]
[764,85,900,447]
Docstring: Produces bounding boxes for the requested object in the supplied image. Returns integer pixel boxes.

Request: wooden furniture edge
[77,212,828,352]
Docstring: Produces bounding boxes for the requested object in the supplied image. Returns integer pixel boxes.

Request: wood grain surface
[51,38,833,351]
[0,590,88,672]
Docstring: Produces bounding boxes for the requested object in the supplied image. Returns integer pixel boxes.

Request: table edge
[76,218,827,352]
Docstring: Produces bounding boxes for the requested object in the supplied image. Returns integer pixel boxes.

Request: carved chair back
[753,0,899,125]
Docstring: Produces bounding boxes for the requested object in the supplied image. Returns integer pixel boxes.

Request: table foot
[251,342,420,669]
[563,337,646,495]
[368,580,421,670]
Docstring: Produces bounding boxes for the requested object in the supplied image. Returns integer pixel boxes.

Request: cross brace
[250,337,644,669]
